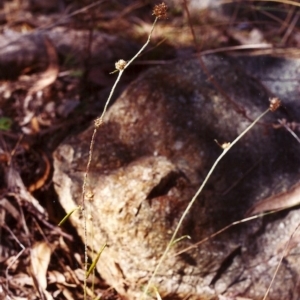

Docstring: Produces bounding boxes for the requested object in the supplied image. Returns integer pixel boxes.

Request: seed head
[152,2,168,19]
[221,142,231,149]
[214,139,231,149]
[269,97,281,112]
[115,59,127,71]
[85,190,94,201]
[94,117,102,128]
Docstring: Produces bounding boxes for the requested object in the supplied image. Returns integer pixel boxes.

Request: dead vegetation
[0,0,300,299]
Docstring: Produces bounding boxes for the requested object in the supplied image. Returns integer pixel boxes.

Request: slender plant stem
[81,17,159,300]
[142,108,270,298]
[262,222,300,300]
[102,70,123,119]
[125,18,158,68]
[96,18,158,123]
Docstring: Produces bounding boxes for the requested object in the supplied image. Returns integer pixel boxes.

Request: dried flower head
[94,117,102,128]
[269,97,281,112]
[214,139,231,149]
[152,2,168,19]
[115,59,127,71]
[221,142,231,149]
[85,190,94,201]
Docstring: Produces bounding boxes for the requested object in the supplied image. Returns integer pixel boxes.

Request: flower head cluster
[269,97,281,112]
[115,59,127,71]
[94,117,102,128]
[152,2,168,19]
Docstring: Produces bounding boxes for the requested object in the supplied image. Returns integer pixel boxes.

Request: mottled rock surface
[53,55,300,300]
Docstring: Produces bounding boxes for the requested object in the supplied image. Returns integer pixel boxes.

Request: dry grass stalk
[80,3,167,298]
[142,99,281,299]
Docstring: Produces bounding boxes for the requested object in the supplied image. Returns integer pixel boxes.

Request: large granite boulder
[53,55,300,299]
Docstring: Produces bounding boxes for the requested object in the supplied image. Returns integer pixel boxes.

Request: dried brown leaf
[7,297,28,300]
[27,38,59,95]
[48,270,66,284]
[6,166,45,215]
[48,270,76,288]
[5,255,19,272]
[44,290,54,300]
[10,272,34,287]
[247,182,300,216]
[30,241,52,290]
[61,287,75,300]
[0,198,20,221]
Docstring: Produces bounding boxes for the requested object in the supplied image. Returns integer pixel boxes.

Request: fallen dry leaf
[48,270,66,285]
[246,182,300,216]
[0,198,20,220]
[6,297,28,300]
[5,255,19,273]
[48,270,76,288]
[30,241,52,291]
[19,37,59,132]
[6,166,45,215]
[27,37,59,95]
[10,272,33,287]
[61,286,76,300]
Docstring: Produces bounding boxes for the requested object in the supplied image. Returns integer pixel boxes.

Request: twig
[4,225,25,293]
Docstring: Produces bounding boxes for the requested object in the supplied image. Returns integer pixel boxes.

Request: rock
[235,54,300,106]
[53,55,300,299]
[0,28,139,80]
[168,0,222,11]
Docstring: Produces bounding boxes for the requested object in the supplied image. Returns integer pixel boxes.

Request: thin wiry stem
[125,18,158,69]
[278,119,300,144]
[174,203,299,257]
[142,108,270,299]
[81,17,159,300]
[262,222,300,300]
[81,128,97,298]
[99,70,123,123]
